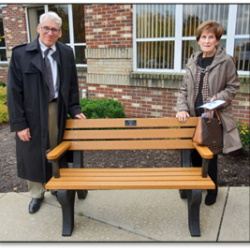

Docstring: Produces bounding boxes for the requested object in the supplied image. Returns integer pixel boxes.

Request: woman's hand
[176,111,190,122]
[210,95,216,102]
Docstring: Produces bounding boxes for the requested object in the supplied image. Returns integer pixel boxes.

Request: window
[27,6,45,42]
[133,4,250,74]
[136,5,176,70]
[0,7,7,62]
[234,4,249,71]
[26,4,86,66]
[181,5,228,69]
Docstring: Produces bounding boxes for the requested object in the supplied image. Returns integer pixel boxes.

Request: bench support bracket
[201,159,210,178]
[73,151,88,200]
[179,149,191,199]
[57,190,76,236]
[49,160,60,178]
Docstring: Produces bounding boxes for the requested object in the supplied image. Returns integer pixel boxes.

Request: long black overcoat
[7,38,82,183]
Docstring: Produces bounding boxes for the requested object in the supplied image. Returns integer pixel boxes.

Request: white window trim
[226,4,237,56]
[132,4,137,72]
[174,4,183,73]
[25,7,31,43]
[133,4,249,74]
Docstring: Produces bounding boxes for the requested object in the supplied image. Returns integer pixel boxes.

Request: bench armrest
[193,142,214,178]
[47,141,71,161]
[47,142,71,178]
[192,142,213,159]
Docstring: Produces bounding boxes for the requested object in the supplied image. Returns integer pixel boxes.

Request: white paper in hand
[197,100,226,110]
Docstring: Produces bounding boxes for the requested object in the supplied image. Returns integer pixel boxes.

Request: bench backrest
[63,117,198,151]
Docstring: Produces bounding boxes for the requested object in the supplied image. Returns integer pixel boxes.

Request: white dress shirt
[39,38,58,98]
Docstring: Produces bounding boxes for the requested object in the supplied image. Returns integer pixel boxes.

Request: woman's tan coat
[177,47,242,154]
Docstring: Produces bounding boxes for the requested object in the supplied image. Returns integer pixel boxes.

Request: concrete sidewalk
[0,187,249,242]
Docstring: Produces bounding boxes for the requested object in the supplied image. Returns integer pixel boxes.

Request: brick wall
[1,4,28,84]
[85,4,133,49]
[87,83,250,123]
[0,67,8,83]
[233,94,250,124]
[2,4,28,57]
[77,68,88,98]
[87,84,179,118]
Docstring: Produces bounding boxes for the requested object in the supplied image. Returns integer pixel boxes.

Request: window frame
[133,4,249,75]
[25,4,87,67]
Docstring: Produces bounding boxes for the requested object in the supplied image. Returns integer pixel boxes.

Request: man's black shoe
[29,197,44,214]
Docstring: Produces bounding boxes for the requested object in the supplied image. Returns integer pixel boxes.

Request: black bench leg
[186,189,202,237]
[57,190,76,236]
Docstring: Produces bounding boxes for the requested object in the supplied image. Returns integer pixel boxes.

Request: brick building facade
[0,4,249,124]
[0,5,28,84]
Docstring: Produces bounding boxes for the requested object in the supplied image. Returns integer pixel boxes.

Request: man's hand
[74,113,86,119]
[176,111,190,123]
[17,128,31,141]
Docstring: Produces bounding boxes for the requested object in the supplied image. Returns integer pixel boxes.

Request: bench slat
[60,168,201,172]
[63,128,195,140]
[45,180,215,190]
[48,176,212,182]
[69,139,195,150]
[60,168,202,177]
[66,117,198,129]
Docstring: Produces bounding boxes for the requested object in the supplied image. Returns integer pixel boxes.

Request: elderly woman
[176,21,242,206]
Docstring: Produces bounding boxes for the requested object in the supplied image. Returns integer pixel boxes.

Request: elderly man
[7,11,86,214]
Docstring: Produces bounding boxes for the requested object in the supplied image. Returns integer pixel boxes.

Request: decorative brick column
[85,4,132,49]
[84,4,133,92]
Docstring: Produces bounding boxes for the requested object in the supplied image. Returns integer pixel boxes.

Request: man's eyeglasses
[41,26,60,35]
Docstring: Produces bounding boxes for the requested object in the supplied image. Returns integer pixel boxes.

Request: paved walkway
[0,187,249,242]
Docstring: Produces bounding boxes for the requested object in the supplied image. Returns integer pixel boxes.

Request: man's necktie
[44,48,55,102]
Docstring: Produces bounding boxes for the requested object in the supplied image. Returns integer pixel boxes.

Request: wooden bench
[45,117,214,237]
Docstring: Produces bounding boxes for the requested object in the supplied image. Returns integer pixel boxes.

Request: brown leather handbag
[193,109,223,151]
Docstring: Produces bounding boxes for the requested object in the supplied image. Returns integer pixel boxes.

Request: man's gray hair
[39,11,62,28]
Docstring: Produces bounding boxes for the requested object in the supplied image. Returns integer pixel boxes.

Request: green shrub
[0,86,7,105]
[0,81,6,87]
[0,86,9,124]
[236,120,250,149]
[0,104,8,124]
[79,98,126,119]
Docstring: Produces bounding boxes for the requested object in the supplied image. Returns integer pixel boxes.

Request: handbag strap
[214,109,222,124]
[206,109,222,124]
